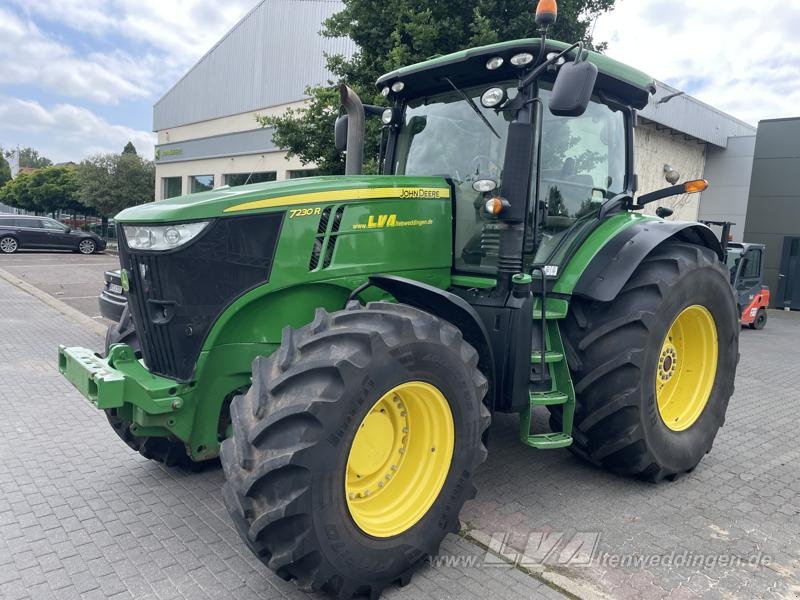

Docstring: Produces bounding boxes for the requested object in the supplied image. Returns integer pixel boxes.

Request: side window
[42,219,65,231]
[740,250,761,279]
[533,89,627,265]
[19,219,42,229]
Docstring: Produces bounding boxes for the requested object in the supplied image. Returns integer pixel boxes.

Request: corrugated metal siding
[640,81,755,148]
[153,0,354,131]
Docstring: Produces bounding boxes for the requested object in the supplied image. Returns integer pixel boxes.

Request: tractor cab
[359,36,654,284]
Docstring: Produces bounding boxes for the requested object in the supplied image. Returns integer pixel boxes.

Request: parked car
[0,215,106,254]
[99,269,126,322]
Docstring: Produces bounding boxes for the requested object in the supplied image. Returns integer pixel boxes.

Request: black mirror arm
[519,41,581,90]
[634,184,687,208]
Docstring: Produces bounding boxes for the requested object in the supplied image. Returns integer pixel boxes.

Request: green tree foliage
[0,165,83,215]
[260,0,615,174]
[0,154,10,188]
[17,147,53,169]
[76,151,155,218]
[122,141,138,155]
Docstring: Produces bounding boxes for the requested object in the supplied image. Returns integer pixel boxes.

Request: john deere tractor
[59,2,738,597]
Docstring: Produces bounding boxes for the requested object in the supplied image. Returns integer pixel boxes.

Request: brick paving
[2,269,799,600]
[0,276,559,600]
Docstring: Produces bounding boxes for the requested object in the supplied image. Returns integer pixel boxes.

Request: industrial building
[152,1,799,308]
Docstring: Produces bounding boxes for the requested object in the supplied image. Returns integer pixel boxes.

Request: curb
[0,267,108,337]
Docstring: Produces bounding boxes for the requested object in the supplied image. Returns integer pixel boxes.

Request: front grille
[119,213,283,381]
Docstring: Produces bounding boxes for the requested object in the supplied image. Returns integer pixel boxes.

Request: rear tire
[551,241,738,481]
[749,308,767,330]
[221,302,489,599]
[103,307,198,469]
[0,235,18,253]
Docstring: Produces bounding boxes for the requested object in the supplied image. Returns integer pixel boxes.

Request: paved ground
[0,275,563,600]
[1,260,799,600]
[0,250,118,323]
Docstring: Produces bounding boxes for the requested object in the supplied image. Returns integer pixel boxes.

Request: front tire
[551,241,738,481]
[749,307,767,330]
[221,302,489,599]
[103,307,197,468]
[78,238,96,254]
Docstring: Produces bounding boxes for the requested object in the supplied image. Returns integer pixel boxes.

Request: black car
[99,269,126,322]
[0,215,106,254]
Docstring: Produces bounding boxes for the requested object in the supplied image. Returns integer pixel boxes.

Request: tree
[122,142,137,155]
[0,165,83,215]
[0,154,10,188]
[17,147,52,169]
[261,0,615,174]
[76,152,155,218]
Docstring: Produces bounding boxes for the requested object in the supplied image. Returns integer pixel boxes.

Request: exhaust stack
[339,84,365,175]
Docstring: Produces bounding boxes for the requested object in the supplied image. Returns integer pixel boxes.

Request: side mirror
[549,59,598,117]
[334,114,348,152]
[65,227,72,233]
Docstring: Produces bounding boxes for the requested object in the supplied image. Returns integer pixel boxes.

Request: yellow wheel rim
[345,381,454,538]
[656,305,718,431]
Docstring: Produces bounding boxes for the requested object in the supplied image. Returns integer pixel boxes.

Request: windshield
[394,81,517,273]
[725,247,743,283]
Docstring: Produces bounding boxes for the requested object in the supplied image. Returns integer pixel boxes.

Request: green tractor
[59,2,738,597]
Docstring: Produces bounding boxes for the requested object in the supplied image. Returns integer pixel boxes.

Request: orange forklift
[702,221,769,329]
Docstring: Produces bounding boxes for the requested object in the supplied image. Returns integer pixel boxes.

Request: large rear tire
[551,241,738,481]
[103,307,197,468]
[221,302,489,599]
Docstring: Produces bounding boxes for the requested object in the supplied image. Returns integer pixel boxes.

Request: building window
[190,175,214,193]
[288,169,319,179]
[224,172,277,187]
[162,177,182,199]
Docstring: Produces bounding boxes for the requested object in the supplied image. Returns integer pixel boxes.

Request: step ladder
[518,271,576,450]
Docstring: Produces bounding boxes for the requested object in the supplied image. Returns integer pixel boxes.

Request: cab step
[530,351,564,364]
[529,390,569,406]
[522,432,573,449]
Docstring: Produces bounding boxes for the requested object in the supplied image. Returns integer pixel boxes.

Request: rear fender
[573,220,724,302]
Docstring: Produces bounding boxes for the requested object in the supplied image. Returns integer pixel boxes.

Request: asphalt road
[0,249,120,325]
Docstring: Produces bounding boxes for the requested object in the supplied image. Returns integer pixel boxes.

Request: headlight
[480,87,507,108]
[510,52,534,66]
[123,221,209,251]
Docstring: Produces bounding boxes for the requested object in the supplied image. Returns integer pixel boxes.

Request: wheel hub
[345,381,454,538]
[658,343,677,382]
[655,305,718,431]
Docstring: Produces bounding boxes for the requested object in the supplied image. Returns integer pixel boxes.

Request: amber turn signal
[484,197,506,215]
[683,179,708,194]
[535,0,558,27]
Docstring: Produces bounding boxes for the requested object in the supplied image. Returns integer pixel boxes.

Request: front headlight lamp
[124,221,209,251]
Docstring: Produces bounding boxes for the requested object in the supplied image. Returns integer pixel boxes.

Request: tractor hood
[115,175,452,223]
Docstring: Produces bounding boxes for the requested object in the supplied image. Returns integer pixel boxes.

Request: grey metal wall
[744,118,800,303]
[155,127,277,163]
[641,81,755,148]
[153,0,354,131]
[698,135,756,241]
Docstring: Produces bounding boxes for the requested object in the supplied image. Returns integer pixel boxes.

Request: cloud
[594,0,800,125]
[0,96,155,163]
[7,0,256,67]
[0,8,158,104]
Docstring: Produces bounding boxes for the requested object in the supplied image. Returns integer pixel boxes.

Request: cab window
[533,89,627,265]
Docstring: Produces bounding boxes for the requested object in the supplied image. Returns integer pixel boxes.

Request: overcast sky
[1,0,798,163]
